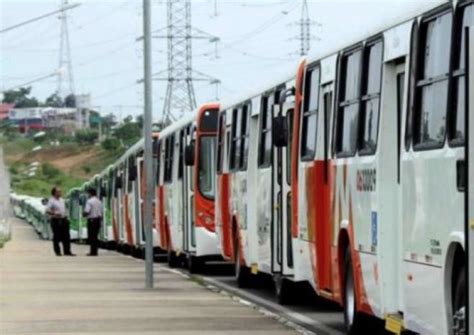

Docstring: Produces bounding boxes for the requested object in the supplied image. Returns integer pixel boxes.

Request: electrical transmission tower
[154,0,220,123]
[57,0,75,100]
[290,0,320,57]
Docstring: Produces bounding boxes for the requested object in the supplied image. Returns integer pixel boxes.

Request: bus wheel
[234,237,251,288]
[188,255,204,274]
[167,250,180,268]
[275,275,294,305]
[344,249,363,334]
[453,267,466,335]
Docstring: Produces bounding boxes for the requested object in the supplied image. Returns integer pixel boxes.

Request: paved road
[182,263,346,335]
[0,219,299,334]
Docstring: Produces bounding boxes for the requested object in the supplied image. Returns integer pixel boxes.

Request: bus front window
[198,136,216,199]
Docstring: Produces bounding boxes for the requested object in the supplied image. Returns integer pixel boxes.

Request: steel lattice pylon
[57,0,75,100]
[162,0,195,122]
[156,0,220,123]
[290,0,320,57]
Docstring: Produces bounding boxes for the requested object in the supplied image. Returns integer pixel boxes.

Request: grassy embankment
[1,137,125,198]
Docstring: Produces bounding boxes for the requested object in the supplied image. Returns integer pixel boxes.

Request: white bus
[215,72,302,301]
[286,0,472,333]
[156,103,220,272]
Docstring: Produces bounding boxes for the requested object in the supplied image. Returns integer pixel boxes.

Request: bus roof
[306,0,446,65]
[219,67,295,112]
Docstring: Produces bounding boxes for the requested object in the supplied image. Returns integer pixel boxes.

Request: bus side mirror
[185,143,195,166]
[273,114,288,148]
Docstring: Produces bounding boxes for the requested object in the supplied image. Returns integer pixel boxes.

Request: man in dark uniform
[83,188,103,256]
[45,187,75,256]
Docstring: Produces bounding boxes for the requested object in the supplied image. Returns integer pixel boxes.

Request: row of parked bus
[11,1,473,334]
[11,193,51,240]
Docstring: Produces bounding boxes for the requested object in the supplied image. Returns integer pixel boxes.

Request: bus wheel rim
[346,269,355,327]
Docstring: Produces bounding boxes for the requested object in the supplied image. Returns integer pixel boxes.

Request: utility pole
[57,0,75,101]
[154,0,220,123]
[142,0,154,290]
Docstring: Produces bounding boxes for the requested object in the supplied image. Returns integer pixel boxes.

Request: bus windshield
[198,136,217,199]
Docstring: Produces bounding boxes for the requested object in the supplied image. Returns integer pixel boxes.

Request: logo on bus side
[356,169,376,192]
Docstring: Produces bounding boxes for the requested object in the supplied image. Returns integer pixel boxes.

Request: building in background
[8,107,90,134]
[0,104,15,122]
[8,108,45,133]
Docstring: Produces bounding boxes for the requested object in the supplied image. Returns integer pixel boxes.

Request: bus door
[137,155,145,245]
[467,25,473,335]
[118,170,125,243]
[280,101,295,276]
[183,127,196,253]
[271,88,286,275]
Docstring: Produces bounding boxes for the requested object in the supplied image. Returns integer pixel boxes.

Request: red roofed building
[0,104,14,121]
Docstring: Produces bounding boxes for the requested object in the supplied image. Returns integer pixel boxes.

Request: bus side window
[216,113,225,174]
[323,91,333,182]
[449,3,473,145]
[164,135,175,183]
[178,130,184,180]
[359,40,383,155]
[301,66,320,161]
[335,48,363,157]
[258,95,273,168]
[229,108,241,171]
[240,103,250,170]
[413,11,452,150]
[156,140,161,185]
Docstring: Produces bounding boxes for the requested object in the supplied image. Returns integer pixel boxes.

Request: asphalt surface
[167,260,347,335]
[1,219,299,335]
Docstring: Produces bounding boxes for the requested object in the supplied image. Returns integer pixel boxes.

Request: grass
[1,135,127,198]
[0,234,10,249]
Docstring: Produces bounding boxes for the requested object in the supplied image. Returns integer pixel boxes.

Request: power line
[1,72,58,93]
[0,2,80,34]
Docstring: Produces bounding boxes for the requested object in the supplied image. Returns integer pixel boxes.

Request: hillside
[1,138,125,198]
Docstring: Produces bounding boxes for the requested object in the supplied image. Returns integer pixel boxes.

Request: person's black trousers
[50,218,71,255]
[87,218,101,255]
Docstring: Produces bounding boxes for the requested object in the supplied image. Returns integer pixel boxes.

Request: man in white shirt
[83,188,103,256]
[45,187,75,256]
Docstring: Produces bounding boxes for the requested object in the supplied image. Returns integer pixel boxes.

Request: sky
[0,0,444,122]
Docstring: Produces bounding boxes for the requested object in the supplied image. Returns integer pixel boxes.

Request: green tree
[75,129,99,145]
[101,137,120,151]
[123,115,133,123]
[114,122,141,147]
[136,115,144,130]
[2,87,39,108]
[64,94,76,108]
[44,93,63,107]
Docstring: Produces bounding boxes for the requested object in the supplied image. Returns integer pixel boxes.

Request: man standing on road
[46,187,75,256]
[83,188,103,256]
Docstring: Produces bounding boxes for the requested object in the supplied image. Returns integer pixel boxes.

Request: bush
[41,163,60,179]
[75,129,99,145]
[82,166,91,174]
[102,137,120,151]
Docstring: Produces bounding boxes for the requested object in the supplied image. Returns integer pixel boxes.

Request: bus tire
[275,275,294,305]
[453,266,466,335]
[188,255,204,274]
[344,249,364,334]
[234,236,251,288]
[168,250,180,268]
